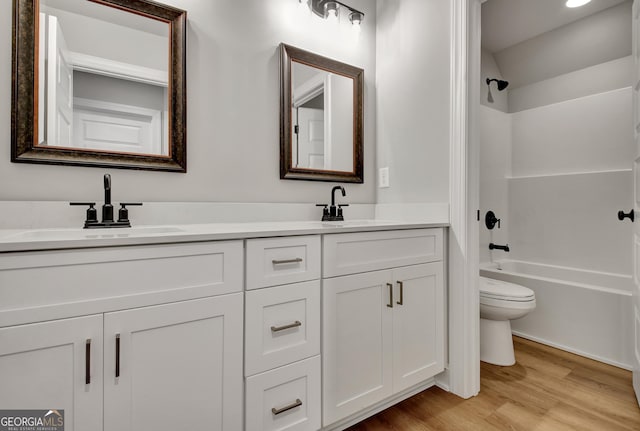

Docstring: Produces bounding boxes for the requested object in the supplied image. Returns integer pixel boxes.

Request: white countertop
[0,220,447,253]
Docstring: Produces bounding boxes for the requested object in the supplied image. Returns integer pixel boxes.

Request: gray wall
[494,1,631,90]
[375,0,451,205]
[0,0,377,204]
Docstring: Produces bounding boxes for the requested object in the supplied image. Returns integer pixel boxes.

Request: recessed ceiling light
[566,0,592,8]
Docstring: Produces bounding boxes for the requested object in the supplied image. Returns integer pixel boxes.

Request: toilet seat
[480,276,535,303]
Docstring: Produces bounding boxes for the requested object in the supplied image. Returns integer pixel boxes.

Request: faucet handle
[70,202,98,226]
[316,204,330,221]
[70,202,96,207]
[117,202,143,224]
[336,204,349,220]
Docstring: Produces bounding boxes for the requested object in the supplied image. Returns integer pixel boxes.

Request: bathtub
[480,259,633,369]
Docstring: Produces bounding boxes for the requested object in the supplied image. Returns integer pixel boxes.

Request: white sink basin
[6,226,185,241]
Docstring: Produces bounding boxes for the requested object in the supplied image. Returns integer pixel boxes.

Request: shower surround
[480,87,633,368]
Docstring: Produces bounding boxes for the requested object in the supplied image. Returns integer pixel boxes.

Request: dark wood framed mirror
[280,43,363,183]
[12,0,187,172]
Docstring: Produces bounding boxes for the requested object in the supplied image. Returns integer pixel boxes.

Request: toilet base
[480,318,515,366]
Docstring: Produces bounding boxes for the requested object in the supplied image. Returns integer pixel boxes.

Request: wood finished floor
[346,337,640,430]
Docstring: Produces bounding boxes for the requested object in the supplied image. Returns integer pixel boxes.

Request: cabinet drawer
[246,236,320,290]
[246,356,321,431]
[0,240,244,327]
[245,280,320,376]
[323,228,443,277]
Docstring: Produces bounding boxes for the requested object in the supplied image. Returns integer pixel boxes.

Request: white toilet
[479,276,536,366]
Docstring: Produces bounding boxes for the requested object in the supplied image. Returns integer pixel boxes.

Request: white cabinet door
[322,262,446,426]
[103,294,243,431]
[392,262,445,393]
[0,315,103,431]
[322,270,393,426]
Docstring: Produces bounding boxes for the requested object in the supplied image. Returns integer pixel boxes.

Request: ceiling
[482,0,628,53]
[40,0,169,37]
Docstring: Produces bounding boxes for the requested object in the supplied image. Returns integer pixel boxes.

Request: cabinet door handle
[272,258,303,265]
[272,399,302,415]
[387,283,393,308]
[85,339,91,385]
[115,334,121,378]
[271,321,302,332]
[397,281,404,305]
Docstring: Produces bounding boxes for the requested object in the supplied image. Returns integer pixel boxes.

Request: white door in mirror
[296,107,325,169]
[46,15,73,148]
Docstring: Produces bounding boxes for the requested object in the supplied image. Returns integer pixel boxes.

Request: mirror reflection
[280,43,364,183]
[37,0,169,155]
[291,61,354,172]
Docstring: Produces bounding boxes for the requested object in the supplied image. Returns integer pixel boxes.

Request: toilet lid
[480,276,535,302]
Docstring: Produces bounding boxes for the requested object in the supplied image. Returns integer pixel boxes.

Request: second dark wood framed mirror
[12,0,187,172]
[280,43,364,183]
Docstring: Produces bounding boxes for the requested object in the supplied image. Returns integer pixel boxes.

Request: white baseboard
[512,331,633,371]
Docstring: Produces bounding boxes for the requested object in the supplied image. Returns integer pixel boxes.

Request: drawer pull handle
[272,258,303,265]
[271,321,302,332]
[85,339,91,385]
[387,283,393,308]
[272,399,302,415]
[115,334,121,378]
[397,281,404,305]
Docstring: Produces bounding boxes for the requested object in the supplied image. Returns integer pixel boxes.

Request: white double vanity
[0,222,446,431]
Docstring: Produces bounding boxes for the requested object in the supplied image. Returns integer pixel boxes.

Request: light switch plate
[379,167,389,188]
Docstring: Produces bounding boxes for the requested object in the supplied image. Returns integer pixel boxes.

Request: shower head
[486,78,509,91]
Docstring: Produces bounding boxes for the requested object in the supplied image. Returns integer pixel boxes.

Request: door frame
[631,0,640,405]
[446,0,483,398]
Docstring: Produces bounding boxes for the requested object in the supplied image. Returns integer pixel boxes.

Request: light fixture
[324,1,339,23]
[349,11,363,27]
[565,0,591,8]
[307,0,364,27]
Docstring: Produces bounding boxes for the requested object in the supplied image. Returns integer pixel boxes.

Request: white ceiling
[40,0,169,37]
[482,0,628,53]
